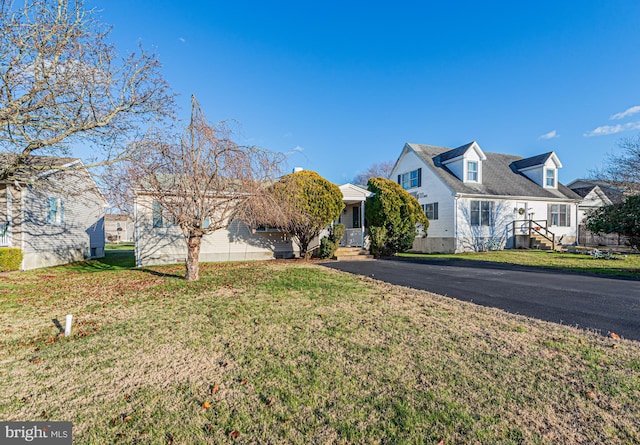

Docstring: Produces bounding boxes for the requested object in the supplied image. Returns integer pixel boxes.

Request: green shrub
[368,226,388,257]
[0,247,22,272]
[365,178,429,255]
[319,223,345,259]
[319,238,336,259]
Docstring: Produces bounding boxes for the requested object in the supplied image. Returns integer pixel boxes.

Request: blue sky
[98,0,640,185]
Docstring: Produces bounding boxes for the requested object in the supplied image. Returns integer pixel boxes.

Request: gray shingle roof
[511,152,554,170]
[437,141,475,163]
[407,143,581,200]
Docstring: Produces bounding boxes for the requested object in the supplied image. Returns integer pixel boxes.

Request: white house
[133,182,371,267]
[337,183,373,248]
[390,142,582,253]
[0,155,106,269]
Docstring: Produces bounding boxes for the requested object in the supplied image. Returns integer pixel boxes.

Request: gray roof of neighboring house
[569,180,625,204]
[408,143,581,200]
[0,154,80,180]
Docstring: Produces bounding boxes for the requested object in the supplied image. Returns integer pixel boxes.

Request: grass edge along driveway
[0,257,638,444]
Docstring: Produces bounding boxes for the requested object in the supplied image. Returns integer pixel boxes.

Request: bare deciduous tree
[123,96,284,281]
[591,135,640,194]
[0,0,174,182]
[352,161,394,186]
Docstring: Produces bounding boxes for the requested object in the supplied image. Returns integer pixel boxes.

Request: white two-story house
[390,142,582,253]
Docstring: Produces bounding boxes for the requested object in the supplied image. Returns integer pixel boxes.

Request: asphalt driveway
[321,257,640,341]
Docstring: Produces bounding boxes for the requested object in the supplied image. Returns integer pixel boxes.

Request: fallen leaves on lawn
[201,401,211,409]
[229,430,240,439]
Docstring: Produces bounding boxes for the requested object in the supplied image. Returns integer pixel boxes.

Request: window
[470,200,493,226]
[47,197,64,224]
[545,169,556,187]
[548,204,571,227]
[152,200,177,228]
[398,168,422,190]
[423,202,438,220]
[467,161,478,182]
[152,200,163,228]
[352,206,361,228]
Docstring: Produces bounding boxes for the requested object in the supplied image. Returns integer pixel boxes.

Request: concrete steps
[333,247,373,261]
[530,233,563,251]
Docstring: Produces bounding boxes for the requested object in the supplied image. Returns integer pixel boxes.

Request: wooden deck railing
[512,219,556,250]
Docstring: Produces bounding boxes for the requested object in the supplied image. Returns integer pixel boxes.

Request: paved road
[321,257,640,341]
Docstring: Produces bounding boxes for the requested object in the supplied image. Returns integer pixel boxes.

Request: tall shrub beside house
[585,195,640,250]
[0,248,22,272]
[268,171,344,259]
[365,177,429,256]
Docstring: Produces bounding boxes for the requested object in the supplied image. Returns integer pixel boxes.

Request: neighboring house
[105,213,134,243]
[0,156,106,269]
[567,179,625,246]
[390,142,582,253]
[134,183,372,267]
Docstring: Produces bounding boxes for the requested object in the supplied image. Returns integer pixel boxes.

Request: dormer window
[467,161,478,182]
[545,169,556,188]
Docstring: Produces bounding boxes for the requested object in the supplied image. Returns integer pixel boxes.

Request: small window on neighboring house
[548,204,571,227]
[47,197,64,224]
[397,168,422,190]
[470,200,493,226]
[152,200,163,228]
[546,169,556,187]
[467,161,478,182]
[203,216,211,229]
[423,202,438,220]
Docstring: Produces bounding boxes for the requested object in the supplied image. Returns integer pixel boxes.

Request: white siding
[390,149,457,252]
[454,197,578,252]
[134,195,298,267]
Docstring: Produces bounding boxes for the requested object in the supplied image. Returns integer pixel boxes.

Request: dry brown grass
[1,260,639,444]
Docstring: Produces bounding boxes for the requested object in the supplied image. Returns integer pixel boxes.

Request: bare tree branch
[0,0,175,182]
[120,96,285,280]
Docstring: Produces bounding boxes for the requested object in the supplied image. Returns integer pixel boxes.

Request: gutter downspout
[133,197,141,267]
[20,185,25,269]
[453,195,459,253]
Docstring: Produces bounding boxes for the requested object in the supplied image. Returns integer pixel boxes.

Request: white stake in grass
[64,314,73,337]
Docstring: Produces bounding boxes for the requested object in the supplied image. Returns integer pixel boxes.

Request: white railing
[342,228,363,247]
[0,223,8,246]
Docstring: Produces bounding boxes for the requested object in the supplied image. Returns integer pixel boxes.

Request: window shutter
[566,205,571,227]
[397,174,401,185]
[417,168,422,187]
[434,202,439,220]
[59,199,64,224]
[547,204,552,226]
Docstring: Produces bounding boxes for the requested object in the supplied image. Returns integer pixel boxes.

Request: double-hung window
[398,168,422,190]
[470,200,493,226]
[423,202,438,220]
[47,197,64,225]
[545,169,556,187]
[467,161,478,182]
[548,204,571,227]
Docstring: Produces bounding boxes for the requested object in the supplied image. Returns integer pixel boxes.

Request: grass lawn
[399,250,640,278]
[1,252,639,443]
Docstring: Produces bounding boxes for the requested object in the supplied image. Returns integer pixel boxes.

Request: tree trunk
[297,236,311,260]
[185,234,202,281]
